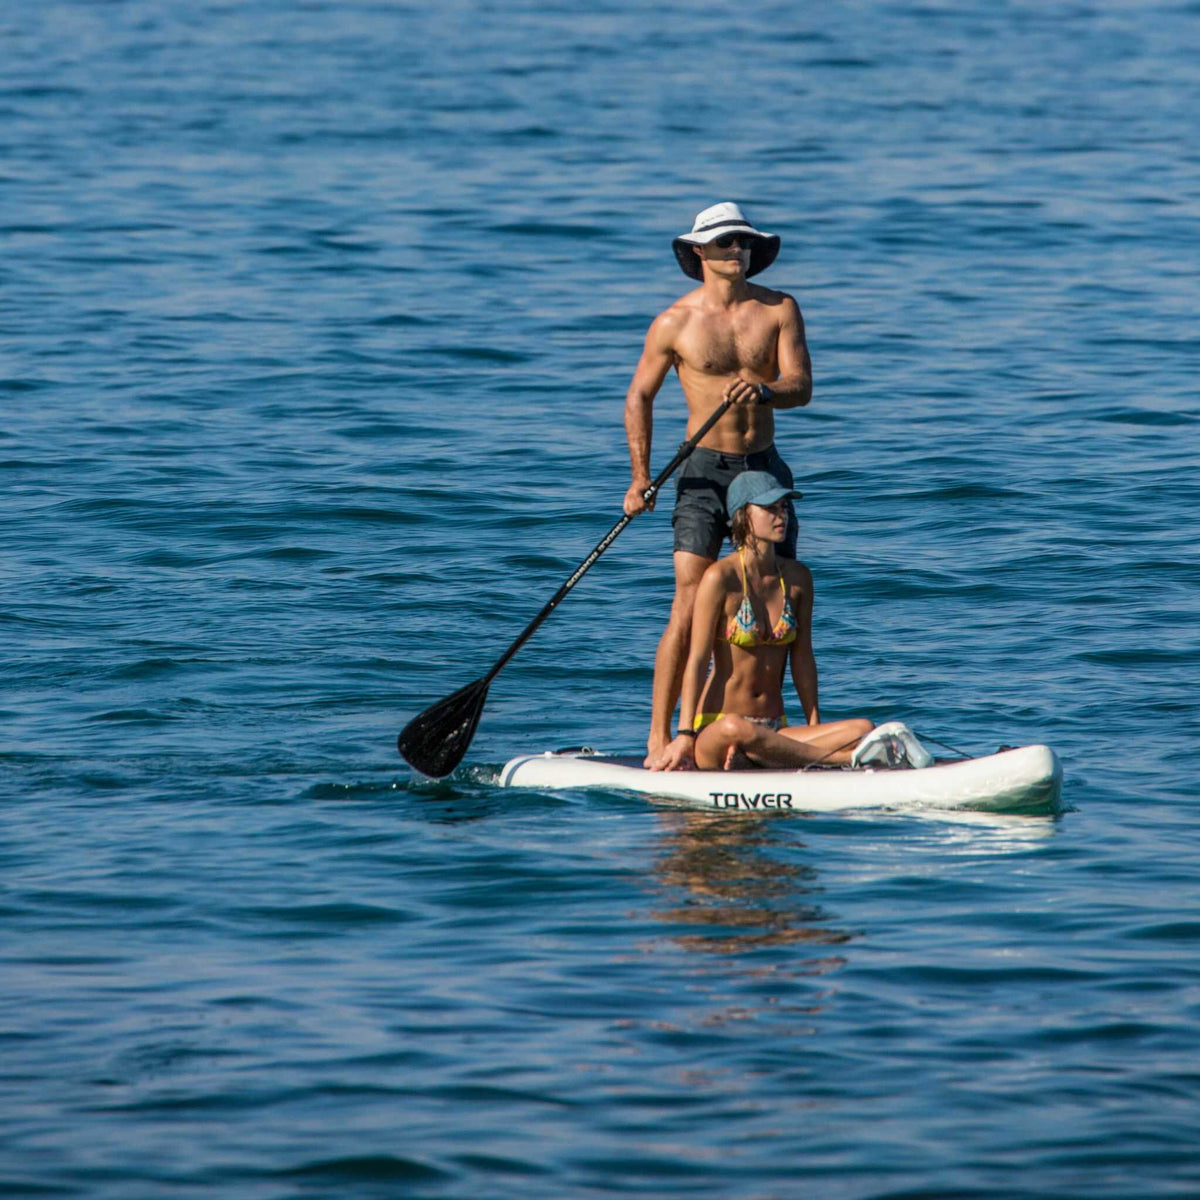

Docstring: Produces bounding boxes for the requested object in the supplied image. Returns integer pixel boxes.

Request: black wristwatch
[757,382,774,405]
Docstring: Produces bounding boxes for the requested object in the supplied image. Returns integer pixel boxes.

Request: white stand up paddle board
[498,742,1062,814]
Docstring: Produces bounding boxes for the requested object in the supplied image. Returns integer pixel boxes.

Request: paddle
[397,396,737,777]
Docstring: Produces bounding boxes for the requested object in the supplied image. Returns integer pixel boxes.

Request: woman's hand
[652,734,697,772]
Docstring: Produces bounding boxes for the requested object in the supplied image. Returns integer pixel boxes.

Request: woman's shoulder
[701,553,743,590]
[780,558,813,589]
[700,552,739,580]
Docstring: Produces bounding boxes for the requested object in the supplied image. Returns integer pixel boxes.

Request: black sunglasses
[711,232,749,249]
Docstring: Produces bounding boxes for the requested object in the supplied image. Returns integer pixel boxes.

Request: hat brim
[672,232,780,281]
[729,485,803,515]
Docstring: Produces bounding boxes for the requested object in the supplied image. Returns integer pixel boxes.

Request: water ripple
[2,1,1200,1197]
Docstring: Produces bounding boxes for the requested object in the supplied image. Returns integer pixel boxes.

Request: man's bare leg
[644,551,714,767]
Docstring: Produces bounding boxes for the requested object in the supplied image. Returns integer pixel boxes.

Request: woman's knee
[834,718,874,746]
[715,715,757,746]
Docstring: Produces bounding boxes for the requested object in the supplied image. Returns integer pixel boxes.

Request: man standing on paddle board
[623,202,812,769]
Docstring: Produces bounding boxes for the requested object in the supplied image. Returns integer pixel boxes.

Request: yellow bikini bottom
[693,712,786,733]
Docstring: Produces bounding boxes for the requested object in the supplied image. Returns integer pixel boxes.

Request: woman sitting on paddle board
[655,470,873,772]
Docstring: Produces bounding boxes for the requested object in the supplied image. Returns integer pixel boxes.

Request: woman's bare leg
[695,716,873,770]
[777,718,874,766]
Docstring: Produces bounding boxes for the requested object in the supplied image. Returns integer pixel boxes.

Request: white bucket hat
[672,201,780,281]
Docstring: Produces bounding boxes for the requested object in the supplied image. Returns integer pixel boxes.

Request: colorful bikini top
[720,550,797,649]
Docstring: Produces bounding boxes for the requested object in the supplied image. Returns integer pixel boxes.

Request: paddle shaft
[481,396,736,686]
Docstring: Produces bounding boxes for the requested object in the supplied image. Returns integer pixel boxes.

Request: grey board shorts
[673,444,798,560]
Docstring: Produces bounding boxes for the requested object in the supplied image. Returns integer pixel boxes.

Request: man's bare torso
[664,283,786,455]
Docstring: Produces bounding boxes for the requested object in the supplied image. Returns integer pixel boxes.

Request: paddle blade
[397,678,489,778]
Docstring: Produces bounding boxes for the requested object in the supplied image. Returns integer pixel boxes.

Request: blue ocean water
[3,0,1199,1195]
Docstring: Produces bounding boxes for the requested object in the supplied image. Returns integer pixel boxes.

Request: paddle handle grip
[484,397,735,684]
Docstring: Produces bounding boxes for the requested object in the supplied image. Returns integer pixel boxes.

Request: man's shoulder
[747,282,800,312]
[659,288,707,318]
[647,291,703,340]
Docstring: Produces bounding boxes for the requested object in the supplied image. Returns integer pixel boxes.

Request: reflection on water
[648,810,851,959]
[639,806,1061,1039]
[888,808,1061,855]
[645,807,1058,959]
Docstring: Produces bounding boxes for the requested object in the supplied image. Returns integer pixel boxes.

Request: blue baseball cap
[726,470,803,516]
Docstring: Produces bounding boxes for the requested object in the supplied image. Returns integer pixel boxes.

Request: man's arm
[623,313,677,516]
[766,295,812,409]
